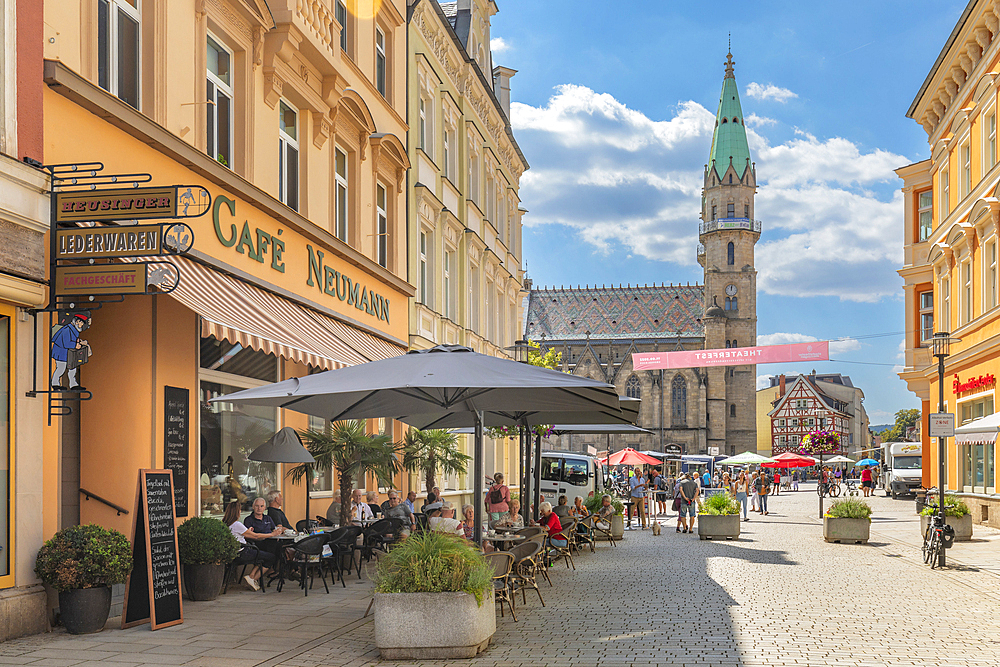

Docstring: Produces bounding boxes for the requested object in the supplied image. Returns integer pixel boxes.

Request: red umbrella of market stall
[599,447,663,466]
[760,452,815,468]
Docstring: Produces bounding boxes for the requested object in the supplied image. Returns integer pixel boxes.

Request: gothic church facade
[524,51,759,457]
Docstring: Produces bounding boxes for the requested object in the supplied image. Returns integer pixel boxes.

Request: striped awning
[954,412,1000,445]
[162,256,404,369]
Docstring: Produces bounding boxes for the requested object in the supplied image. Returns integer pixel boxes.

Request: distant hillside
[870,424,892,434]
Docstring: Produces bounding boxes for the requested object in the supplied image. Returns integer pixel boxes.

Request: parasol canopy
[824,455,855,463]
[599,447,662,466]
[248,427,315,464]
[718,451,775,466]
[761,452,815,469]
[855,458,879,466]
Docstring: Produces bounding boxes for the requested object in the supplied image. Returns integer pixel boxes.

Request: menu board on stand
[163,387,189,516]
[122,469,183,630]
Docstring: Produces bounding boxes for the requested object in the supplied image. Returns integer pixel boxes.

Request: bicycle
[817,481,841,498]
[922,504,956,569]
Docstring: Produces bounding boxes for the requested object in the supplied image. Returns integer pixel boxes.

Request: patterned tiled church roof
[525,284,706,341]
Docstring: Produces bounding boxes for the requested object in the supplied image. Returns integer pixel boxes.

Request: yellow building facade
[405,0,529,505]
[899,0,1000,496]
[40,0,414,561]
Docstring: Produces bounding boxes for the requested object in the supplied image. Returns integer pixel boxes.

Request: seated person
[534,501,567,548]
[366,490,382,518]
[553,495,572,518]
[570,496,590,517]
[244,497,281,537]
[384,491,415,536]
[427,501,463,536]
[350,488,374,524]
[492,498,524,529]
[421,491,437,513]
[460,504,477,541]
[224,501,279,591]
[324,500,341,526]
[595,494,615,531]
[265,490,293,531]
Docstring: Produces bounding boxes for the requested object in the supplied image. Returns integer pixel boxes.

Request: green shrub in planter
[825,497,873,520]
[374,531,492,605]
[919,494,970,517]
[584,493,623,515]
[177,516,239,565]
[35,524,132,591]
[702,493,740,516]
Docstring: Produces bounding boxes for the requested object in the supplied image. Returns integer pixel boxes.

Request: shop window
[0,314,9,579]
[335,147,349,242]
[961,442,996,493]
[375,27,387,97]
[206,35,233,169]
[278,101,299,211]
[376,183,388,268]
[306,415,334,494]
[671,374,686,426]
[199,337,279,515]
[97,0,140,109]
[917,190,932,241]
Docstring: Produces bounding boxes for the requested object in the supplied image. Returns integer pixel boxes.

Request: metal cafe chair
[589,513,617,547]
[547,523,576,570]
[507,541,545,607]
[289,534,331,597]
[484,551,517,621]
[575,515,597,553]
[515,526,545,538]
[295,518,319,533]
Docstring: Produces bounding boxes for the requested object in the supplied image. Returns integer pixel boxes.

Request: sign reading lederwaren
[57,225,162,259]
[55,265,147,295]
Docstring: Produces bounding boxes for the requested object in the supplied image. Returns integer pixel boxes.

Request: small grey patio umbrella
[248,427,316,527]
[214,345,622,544]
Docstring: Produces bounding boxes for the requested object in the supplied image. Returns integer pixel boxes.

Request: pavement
[3,484,1000,666]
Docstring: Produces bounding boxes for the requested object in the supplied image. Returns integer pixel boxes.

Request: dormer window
[722,118,728,124]
[732,117,739,123]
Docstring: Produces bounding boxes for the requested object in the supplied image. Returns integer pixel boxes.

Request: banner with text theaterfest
[632,341,830,370]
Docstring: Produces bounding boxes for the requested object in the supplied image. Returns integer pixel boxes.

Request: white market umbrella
[825,455,855,463]
[718,451,775,466]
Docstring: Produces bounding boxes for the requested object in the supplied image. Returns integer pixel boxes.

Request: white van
[538,451,603,503]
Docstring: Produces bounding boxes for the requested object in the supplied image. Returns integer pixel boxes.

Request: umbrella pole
[533,431,542,522]
[474,410,485,547]
[520,424,530,525]
[305,468,310,526]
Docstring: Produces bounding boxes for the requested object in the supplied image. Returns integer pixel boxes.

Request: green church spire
[708,51,752,180]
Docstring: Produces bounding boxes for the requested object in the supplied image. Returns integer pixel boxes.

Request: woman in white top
[224,501,278,591]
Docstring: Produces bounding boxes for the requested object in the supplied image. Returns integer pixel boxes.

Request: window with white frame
[470,263,480,333]
[206,36,233,169]
[497,287,506,346]
[919,291,934,342]
[918,190,932,241]
[278,101,299,211]
[336,0,348,52]
[335,148,349,242]
[991,112,998,168]
[941,275,951,331]
[485,166,495,223]
[485,278,494,341]
[940,168,950,220]
[443,250,453,319]
[988,240,998,312]
[963,259,973,324]
[97,0,140,109]
[443,121,452,179]
[419,231,429,306]
[962,141,971,197]
[376,183,388,268]
[469,144,480,204]
[418,98,426,152]
[375,27,387,97]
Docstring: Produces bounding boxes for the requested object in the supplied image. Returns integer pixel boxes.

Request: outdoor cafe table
[483,533,525,548]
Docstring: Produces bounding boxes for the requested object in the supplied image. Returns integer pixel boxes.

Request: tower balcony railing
[699,218,762,235]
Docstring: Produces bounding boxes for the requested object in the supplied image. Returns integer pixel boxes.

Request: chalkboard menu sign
[163,387,189,516]
[122,470,183,630]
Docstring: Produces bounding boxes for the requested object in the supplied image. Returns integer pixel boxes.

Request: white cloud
[746,82,799,103]
[490,37,510,53]
[744,113,777,127]
[757,374,775,390]
[757,332,860,355]
[510,84,907,302]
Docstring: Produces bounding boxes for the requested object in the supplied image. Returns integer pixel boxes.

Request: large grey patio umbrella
[248,426,316,527]
[213,345,622,544]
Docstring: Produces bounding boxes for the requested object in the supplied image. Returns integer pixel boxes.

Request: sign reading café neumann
[212,195,391,324]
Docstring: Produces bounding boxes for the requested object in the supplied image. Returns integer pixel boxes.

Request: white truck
[881,441,923,499]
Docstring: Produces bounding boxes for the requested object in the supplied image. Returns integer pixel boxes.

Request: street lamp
[931,331,961,567]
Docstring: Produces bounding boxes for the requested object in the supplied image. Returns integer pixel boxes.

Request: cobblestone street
[4,486,1000,666]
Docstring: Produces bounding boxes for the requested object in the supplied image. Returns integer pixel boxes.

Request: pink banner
[632,341,830,370]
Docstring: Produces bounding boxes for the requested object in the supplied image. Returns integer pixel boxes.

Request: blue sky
[488,0,970,425]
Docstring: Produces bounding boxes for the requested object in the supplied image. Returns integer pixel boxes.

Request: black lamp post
[931,331,960,567]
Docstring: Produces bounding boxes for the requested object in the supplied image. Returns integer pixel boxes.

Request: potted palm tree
[373,531,494,659]
[697,493,741,540]
[34,524,132,634]
[824,497,872,543]
[177,516,239,601]
[401,428,471,498]
[292,420,400,527]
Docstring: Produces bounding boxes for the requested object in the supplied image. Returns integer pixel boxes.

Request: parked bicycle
[922,503,956,568]
[817,481,841,498]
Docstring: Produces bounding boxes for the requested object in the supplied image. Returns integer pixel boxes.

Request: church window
[744,204,749,217]
[730,404,736,417]
[671,375,686,425]
[727,242,734,265]
[722,118,728,124]
[724,298,730,310]
[727,203,735,217]
[711,205,717,220]
[725,340,730,348]
[731,297,738,311]
[625,375,641,399]
[732,339,737,347]
[729,174,733,184]
[729,367,734,377]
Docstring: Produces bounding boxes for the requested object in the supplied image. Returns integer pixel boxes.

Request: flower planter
[183,563,225,601]
[59,586,112,635]
[595,514,625,541]
[920,514,973,542]
[374,591,495,659]
[697,514,740,540]
[823,517,870,544]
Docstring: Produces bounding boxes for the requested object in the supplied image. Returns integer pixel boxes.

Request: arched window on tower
[730,403,736,418]
[724,297,731,310]
[625,374,641,400]
[671,375,687,426]
[732,339,737,347]
[731,297,738,311]
[727,242,734,265]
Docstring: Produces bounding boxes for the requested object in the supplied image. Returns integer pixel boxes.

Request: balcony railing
[699,218,762,235]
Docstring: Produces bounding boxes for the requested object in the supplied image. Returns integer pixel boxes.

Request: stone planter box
[697,514,740,540]
[920,514,973,542]
[374,590,495,659]
[823,517,870,544]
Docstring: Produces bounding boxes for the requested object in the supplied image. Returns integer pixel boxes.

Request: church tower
[697,50,759,456]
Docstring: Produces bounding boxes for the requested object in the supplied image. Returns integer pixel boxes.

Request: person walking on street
[673,475,684,532]
[629,467,647,529]
[677,473,700,533]
[860,465,873,497]
[755,470,770,515]
[702,469,712,489]
[772,470,781,496]
[791,470,799,492]
[735,471,750,521]
[749,471,759,512]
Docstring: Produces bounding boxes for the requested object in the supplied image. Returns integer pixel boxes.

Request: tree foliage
[878,408,921,442]
[401,428,471,497]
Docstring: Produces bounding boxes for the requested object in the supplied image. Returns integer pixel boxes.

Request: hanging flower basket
[799,430,841,457]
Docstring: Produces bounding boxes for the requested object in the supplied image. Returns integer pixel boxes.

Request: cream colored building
[406,0,528,502]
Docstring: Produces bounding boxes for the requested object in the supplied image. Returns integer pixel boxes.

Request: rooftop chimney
[778,374,786,398]
[492,66,517,119]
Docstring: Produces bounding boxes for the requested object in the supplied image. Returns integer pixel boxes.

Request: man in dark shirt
[244,497,281,536]
[266,490,293,530]
[678,474,700,534]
